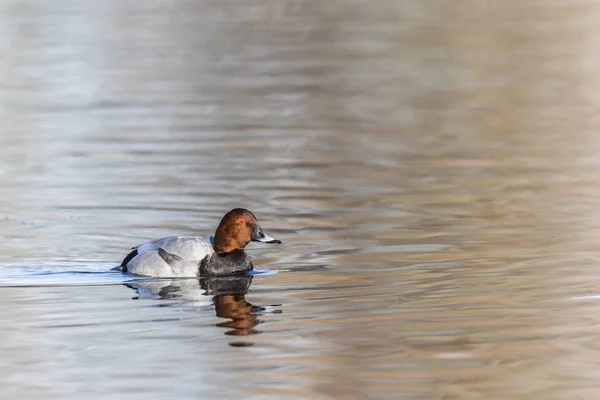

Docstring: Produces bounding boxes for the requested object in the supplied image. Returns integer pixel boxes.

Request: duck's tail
[119,249,138,272]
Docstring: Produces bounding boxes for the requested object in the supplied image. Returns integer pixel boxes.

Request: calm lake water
[2,0,600,399]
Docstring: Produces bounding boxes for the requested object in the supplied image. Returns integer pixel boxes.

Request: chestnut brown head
[213,208,281,255]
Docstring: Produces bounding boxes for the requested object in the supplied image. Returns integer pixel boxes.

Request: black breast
[200,250,253,276]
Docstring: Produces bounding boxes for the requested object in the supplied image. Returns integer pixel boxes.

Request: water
[1,0,600,398]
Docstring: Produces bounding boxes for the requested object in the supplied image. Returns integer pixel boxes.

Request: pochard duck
[120,208,281,277]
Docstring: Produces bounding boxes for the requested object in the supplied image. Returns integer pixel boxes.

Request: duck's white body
[124,236,215,277]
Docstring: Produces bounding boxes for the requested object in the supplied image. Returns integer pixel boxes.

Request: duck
[120,208,281,277]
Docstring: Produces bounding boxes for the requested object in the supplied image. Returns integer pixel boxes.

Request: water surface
[2,1,600,399]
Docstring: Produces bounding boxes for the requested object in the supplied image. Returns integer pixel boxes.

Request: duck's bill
[252,226,282,244]
[262,235,282,244]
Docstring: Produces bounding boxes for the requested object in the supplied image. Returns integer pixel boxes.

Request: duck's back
[135,235,215,259]
[122,235,216,277]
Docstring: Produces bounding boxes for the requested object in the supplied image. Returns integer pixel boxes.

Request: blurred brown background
[1,1,600,399]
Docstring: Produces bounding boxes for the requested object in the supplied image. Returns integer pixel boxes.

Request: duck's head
[213,208,281,255]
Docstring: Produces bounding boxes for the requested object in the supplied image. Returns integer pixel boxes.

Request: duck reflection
[125,274,275,343]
